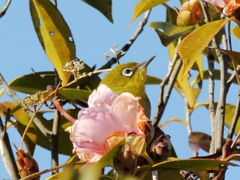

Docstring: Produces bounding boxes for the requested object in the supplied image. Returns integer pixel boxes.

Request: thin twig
[152,55,182,127]
[20,161,86,180]
[51,110,60,174]
[20,103,44,149]
[0,0,11,18]
[52,100,75,123]
[184,96,192,136]
[99,10,151,70]
[0,73,51,138]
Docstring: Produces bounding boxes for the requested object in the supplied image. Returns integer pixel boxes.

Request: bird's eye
[122,68,133,77]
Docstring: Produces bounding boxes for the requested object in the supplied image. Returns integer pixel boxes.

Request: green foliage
[146,75,162,84]
[149,22,194,46]
[82,0,113,23]
[151,159,236,171]
[58,88,91,100]
[1,0,240,179]
[9,71,55,94]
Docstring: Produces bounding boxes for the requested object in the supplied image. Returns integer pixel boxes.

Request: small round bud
[177,0,203,26]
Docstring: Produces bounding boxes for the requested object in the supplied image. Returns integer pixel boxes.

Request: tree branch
[152,52,182,127]
[200,0,228,154]
[0,114,19,179]
[213,51,228,152]
[0,73,51,138]
[99,10,151,70]
[0,0,11,18]
[50,110,60,174]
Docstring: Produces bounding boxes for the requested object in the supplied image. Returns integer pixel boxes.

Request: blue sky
[0,0,239,179]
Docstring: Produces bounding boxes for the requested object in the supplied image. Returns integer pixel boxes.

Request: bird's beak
[137,56,156,70]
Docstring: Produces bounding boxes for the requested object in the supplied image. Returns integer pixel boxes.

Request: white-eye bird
[100,56,155,118]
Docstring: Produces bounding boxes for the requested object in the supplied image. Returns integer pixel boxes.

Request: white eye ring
[122,68,133,77]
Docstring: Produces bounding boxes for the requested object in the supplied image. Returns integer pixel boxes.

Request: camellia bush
[0,0,240,179]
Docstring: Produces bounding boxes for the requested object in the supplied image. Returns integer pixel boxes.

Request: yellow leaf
[0,102,34,127]
[30,0,75,85]
[0,88,5,97]
[178,19,231,77]
[225,104,240,135]
[0,102,37,155]
[176,65,201,110]
[130,0,168,23]
[232,26,240,40]
[195,55,204,80]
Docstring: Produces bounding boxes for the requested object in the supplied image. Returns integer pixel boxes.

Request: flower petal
[88,84,118,108]
[110,93,140,133]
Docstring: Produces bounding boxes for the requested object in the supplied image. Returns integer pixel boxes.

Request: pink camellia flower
[67,84,149,162]
[205,0,240,16]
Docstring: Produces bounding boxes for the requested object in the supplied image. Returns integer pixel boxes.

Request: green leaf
[164,4,178,25]
[82,0,113,23]
[8,71,100,95]
[30,0,75,85]
[178,19,231,77]
[179,0,188,4]
[146,75,162,84]
[149,22,194,46]
[46,166,79,180]
[59,88,91,100]
[130,0,168,23]
[150,159,236,171]
[9,71,55,94]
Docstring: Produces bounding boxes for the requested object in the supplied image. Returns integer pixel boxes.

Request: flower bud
[177,0,203,26]
[113,143,138,175]
[16,149,39,179]
[151,134,172,162]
